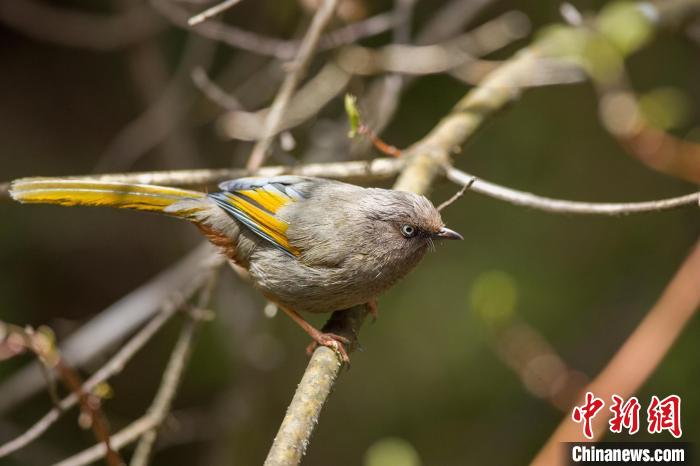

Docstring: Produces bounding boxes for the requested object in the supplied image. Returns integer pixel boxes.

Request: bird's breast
[246,242,428,313]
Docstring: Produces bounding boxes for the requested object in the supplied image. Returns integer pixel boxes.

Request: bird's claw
[306,332,351,364]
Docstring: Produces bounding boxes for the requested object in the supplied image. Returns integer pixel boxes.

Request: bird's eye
[400,224,417,238]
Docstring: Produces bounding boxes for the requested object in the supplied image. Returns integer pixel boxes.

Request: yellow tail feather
[9,178,207,218]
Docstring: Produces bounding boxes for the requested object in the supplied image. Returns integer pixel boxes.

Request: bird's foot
[305,332,351,364]
[277,305,352,364]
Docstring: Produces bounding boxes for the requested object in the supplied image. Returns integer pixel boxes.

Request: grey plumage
[169,176,460,314]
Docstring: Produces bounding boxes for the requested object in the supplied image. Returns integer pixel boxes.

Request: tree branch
[396,0,700,195]
[0,243,223,415]
[446,166,700,215]
[187,0,242,26]
[130,270,219,466]
[218,62,351,141]
[151,0,397,60]
[246,0,338,171]
[532,237,700,465]
[0,323,122,466]
[93,35,215,172]
[263,307,367,466]
[0,291,186,458]
[55,270,220,466]
[335,11,529,76]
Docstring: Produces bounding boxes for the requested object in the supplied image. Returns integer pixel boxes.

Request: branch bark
[264,307,367,466]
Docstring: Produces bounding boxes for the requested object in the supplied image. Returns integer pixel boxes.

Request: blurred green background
[0,0,699,465]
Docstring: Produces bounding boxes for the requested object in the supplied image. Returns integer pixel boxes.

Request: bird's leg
[278,306,351,364]
[368,299,378,322]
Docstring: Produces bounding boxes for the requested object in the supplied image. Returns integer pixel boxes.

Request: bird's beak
[434,226,463,241]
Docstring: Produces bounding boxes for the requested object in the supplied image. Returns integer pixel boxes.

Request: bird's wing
[208,176,311,257]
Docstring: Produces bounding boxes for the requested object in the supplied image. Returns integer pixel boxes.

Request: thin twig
[395,0,698,195]
[0,324,123,466]
[59,319,201,466]
[343,0,415,162]
[54,415,157,466]
[55,270,220,466]
[395,48,542,195]
[0,244,222,415]
[532,237,700,465]
[191,66,244,111]
[187,0,242,26]
[53,360,122,466]
[446,166,700,215]
[318,11,397,49]
[93,36,215,172]
[130,270,220,466]
[246,0,338,171]
[0,298,183,458]
[437,177,474,211]
[335,11,530,77]
[151,0,396,59]
[346,0,494,159]
[219,62,351,141]
[358,124,402,158]
[416,0,496,45]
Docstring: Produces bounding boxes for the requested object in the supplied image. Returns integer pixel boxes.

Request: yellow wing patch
[209,188,301,257]
[238,188,289,213]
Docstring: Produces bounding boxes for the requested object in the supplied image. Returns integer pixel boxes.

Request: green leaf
[344,93,361,138]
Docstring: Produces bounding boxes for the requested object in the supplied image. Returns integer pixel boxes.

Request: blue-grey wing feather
[208,192,296,258]
[218,176,309,200]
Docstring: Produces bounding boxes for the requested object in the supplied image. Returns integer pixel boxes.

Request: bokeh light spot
[639,87,690,130]
[364,437,421,466]
[469,270,518,326]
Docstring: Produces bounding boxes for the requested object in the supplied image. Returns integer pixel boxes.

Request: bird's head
[361,189,463,259]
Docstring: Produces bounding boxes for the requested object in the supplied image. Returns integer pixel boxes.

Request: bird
[9,176,463,362]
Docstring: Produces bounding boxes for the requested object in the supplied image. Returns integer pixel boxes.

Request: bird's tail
[9,178,208,220]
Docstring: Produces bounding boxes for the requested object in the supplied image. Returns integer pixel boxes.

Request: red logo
[647,395,682,438]
[609,394,641,434]
[571,393,682,439]
[571,392,605,439]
